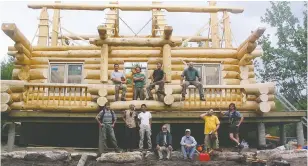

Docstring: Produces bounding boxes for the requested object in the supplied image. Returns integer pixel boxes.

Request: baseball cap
[185,129,191,132]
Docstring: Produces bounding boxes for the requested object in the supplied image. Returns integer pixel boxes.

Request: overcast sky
[0,1,305,62]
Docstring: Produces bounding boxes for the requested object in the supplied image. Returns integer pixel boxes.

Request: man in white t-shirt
[138,104,152,151]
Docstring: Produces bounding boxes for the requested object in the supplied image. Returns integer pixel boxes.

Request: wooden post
[100,44,108,83]
[110,1,119,37]
[98,125,103,153]
[7,122,16,152]
[209,1,220,48]
[37,7,49,46]
[296,121,304,146]
[223,11,232,48]
[279,123,286,145]
[51,1,61,46]
[163,44,171,83]
[257,122,266,147]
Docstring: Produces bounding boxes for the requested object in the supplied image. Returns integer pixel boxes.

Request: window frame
[48,62,84,84]
[193,63,222,85]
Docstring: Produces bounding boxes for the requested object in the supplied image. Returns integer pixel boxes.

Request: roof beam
[28,3,244,13]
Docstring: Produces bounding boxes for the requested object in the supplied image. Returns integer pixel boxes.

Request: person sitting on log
[200,109,220,152]
[220,103,244,150]
[138,104,152,151]
[122,104,138,152]
[111,64,127,101]
[133,66,146,100]
[180,62,205,101]
[180,129,197,161]
[146,62,166,100]
[156,124,172,160]
[95,102,120,153]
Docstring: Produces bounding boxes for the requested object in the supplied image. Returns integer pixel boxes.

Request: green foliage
[0,56,14,80]
[255,2,307,110]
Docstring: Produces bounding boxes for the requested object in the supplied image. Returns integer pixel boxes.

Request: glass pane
[68,65,82,84]
[50,64,65,83]
[205,64,220,85]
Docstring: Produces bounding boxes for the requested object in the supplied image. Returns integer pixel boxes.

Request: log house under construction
[1,1,306,151]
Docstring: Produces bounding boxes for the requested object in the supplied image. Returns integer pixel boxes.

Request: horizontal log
[256,94,275,103]
[28,3,244,13]
[239,65,254,73]
[239,71,255,80]
[110,50,161,57]
[29,69,48,80]
[222,71,239,79]
[1,104,10,112]
[172,94,242,102]
[32,50,101,57]
[28,79,48,83]
[25,94,93,101]
[1,93,12,104]
[171,58,239,65]
[12,69,20,80]
[32,45,100,51]
[171,49,237,58]
[251,48,263,57]
[7,51,18,56]
[239,54,253,66]
[1,84,12,94]
[148,64,183,71]
[10,101,99,112]
[164,95,174,105]
[243,83,275,95]
[57,35,210,42]
[237,42,257,59]
[30,65,49,69]
[222,79,240,85]
[91,37,183,47]
[246,95,257,101]
[221,65,240,72]
[15,57,48,65]
[1,23,32,51]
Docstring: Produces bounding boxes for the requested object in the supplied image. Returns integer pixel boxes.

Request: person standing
[220,103,244,149]
[181,62,205,101]
[146,62,166,100]
[95,102,120,153]
[200,109,220,152]
[138,104,152,151]
[133,67,146,100]
[111,64,127,101]
[123,104,138,152]
[156,124,172,160]
[180,129,197,161]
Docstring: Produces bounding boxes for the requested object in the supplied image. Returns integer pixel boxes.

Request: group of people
[111,62,206,101]
[95,102,244,160]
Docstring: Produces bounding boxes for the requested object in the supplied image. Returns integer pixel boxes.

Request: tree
[255,2,307,109]
[0,56,14,80]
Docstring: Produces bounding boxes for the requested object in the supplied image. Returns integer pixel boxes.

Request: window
[49,63,83,84]
[194,63,221,85]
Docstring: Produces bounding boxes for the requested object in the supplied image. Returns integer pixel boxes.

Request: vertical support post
[152,1,160,37]
[257,122,266,146]
[163,44,171,83]
[223,11,232,48]
[37,7,49,46]
[98,125,103,153]
[279,123,286,145]
[7,122,16,152]
[108,1,119,37]
[51,1,61,46]
[296,121,304,146]
[100,44,109,83]
[209,1,220,48]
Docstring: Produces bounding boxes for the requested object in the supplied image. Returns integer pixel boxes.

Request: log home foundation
[1,1,306,151]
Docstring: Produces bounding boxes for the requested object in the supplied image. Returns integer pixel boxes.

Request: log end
[97,97,108,106]
[98,88,108,97]
[164,95,174,105]
[1,93,12,104]
[1,104,11,112]
[1,23,16,32]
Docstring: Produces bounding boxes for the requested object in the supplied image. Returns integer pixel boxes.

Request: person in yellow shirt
[200,109,220,152]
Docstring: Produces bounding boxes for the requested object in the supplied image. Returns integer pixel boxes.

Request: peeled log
[246,95,257,101]
[256,94,275,103]
[163,44,172,83]
[87,84,116,95]
[1,84,12,94]
[239,54,253,66]
[237,42,257,59]
[164,95,174,105]
[25,94,93,102]
[12,69,20,80]
[15,57,48,65]
[1,23,33,51]
[11,93,22,102]
[148,64,184,71]
[0,80,25,92]
[259,101,275,113]
[110,50,161,57]
[32,50,101,57]
[172,94,242,102]
[1,93,12,104]
[14,43,31,59]
[171,49,237,58]
[237,27,266,52]
[29,69,48,80]
[97,97,108,106]
[98,89,108,97]
[100,44,108,83]
[222,79,240,85]
[91,37,182,47]
[243,83,275,95]
[30,65,49,69]
[222,71,239,79]
[28,79,47,83]
[10,101,99,112]
[171,58,239,65]
[18,66,30,80]
[1,104,10,112]
[221,65,240,72]
[97,25,107,40]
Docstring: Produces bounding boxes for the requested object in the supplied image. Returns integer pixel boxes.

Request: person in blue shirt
[220,103,244,149]
[180,129,197,161]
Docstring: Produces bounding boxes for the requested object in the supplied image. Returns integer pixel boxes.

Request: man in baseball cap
[180,129,197,161]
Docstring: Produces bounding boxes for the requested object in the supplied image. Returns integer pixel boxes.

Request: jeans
[125,126,137,149]
[181,81,204,98]
[133,87,145,100]
[181,145,196,159]
[146,80,165,99]
[115,84,127,101]
[139,124,152,149]
[101,123,118,149]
